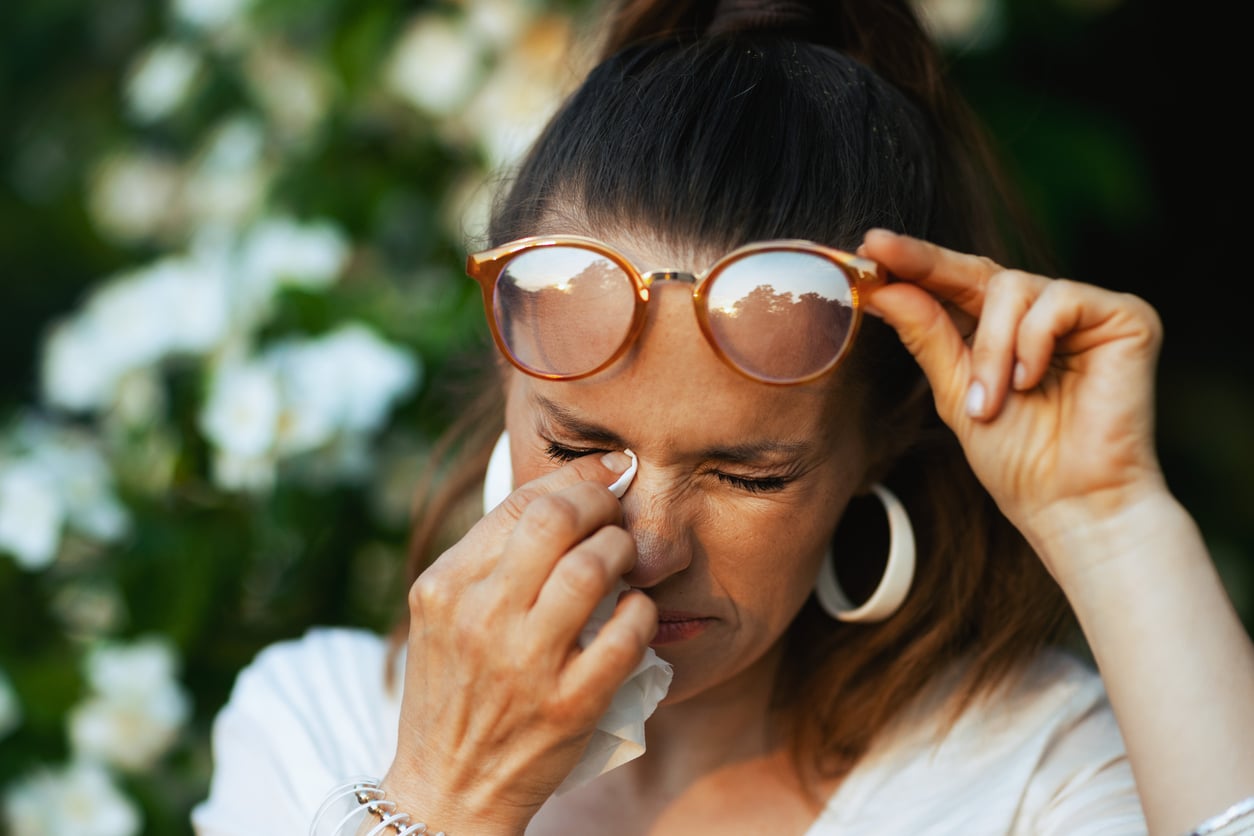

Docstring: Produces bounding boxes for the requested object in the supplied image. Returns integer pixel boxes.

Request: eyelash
[543,442,790,494]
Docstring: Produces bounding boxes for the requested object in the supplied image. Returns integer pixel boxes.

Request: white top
[190,627,1148,835]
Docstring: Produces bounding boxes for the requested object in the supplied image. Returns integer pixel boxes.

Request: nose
[617,463,697,588]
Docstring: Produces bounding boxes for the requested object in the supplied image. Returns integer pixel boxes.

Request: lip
[651,611,715,646]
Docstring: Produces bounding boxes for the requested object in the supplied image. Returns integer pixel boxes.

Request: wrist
[1023,483,1188,589]
[376,769,528,836]
[1026,488,1208,610]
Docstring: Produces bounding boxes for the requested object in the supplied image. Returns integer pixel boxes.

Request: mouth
[651,610,715,646]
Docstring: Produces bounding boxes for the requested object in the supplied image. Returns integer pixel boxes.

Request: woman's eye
[715,472,789,494]
[544,442,606,462]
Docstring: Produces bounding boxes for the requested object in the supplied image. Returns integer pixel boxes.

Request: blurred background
[0,0,1249,832]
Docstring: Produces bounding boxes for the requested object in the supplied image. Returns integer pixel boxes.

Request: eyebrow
[533,394,813,464]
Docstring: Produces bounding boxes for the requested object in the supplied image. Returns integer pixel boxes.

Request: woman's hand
[858,228,1168,582]
[379,451,656,836]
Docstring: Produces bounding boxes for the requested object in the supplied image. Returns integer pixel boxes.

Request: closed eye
[547,441,793,494]
[714,472,790,494]
[544,441,607,463]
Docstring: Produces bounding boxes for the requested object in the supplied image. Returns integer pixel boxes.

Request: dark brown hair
[395,0,1074,796]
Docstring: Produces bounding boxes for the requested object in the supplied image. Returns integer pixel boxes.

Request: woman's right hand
[378,450,656,836]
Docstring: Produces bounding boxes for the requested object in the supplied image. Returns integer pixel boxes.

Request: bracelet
[310,776,446,836]
[1183,795,1254,836]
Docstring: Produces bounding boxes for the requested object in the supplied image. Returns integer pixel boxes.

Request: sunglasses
[466,234,885,386]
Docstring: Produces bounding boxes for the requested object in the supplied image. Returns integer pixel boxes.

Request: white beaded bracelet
[1183,795,1254,836]
[310,776,446,836]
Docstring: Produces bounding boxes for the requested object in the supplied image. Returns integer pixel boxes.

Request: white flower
[0,666,22,739]
[23,428,130,545]
[184,116,270,226]
[172,0,252,33]
[244,42,332,142]
[464,0,535,49]
[40,256,230,412]
[124,41,202,123]
[87,153,183,244]
[200,361,282,459]
[237,215,350,292]
[199,325,417,490]
[0,460,65,569]
[67,637,191,771]
[210,449,277,493]
[205,326,420,489]
[311,325,420,435]
[82,636,181,699]
[69,687,189,771]
[385,13,486,117]
[3,760,141,836]
[41,319,116,412]
[264,324,420,454]
[0,420,131,568]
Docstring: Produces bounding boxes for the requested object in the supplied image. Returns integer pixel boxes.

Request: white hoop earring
[814,483,916,623]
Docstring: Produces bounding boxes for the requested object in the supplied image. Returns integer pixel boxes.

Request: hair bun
[707,0,817,36]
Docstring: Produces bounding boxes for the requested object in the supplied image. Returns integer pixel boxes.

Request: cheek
[700,495,833,613]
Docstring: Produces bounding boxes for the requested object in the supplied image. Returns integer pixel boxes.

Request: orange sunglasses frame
[466,234,886,386]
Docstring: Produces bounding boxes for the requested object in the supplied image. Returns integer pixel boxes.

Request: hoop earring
[483,430,513,512]
[814,483,916,623]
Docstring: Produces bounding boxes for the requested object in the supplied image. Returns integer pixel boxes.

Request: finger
[966,269,1051,420]
[429,449,634,579]
[495,450,634,524]
[859,228,1002,319]
[528,525,637,648]
[497,481,625,601]
[1014,279,1162,389]
[559,590,657,720]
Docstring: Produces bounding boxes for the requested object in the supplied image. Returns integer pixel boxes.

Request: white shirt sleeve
[190,628,400,836]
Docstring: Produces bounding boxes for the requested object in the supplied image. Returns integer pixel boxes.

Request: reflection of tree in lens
[496,254,633,376]
[708,283,852,381]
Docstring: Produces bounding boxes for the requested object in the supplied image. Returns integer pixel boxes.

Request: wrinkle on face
[499,228,877,703]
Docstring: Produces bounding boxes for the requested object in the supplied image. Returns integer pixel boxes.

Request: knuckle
[519,494,582,543]
[555,551,608,599]
[410,571,453,615]
[597,625,646,671]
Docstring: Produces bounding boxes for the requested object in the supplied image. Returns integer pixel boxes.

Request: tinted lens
[703,250,856,383]
[494,246,638,377]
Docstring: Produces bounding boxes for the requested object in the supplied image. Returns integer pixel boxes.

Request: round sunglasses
[466,234,885,386]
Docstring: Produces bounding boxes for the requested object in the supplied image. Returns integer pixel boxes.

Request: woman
[192,1,1254,834]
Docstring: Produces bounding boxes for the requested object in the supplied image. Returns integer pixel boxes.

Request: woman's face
[502,233,876,704]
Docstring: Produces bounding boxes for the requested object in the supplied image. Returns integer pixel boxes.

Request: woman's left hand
[858,228,1167,582]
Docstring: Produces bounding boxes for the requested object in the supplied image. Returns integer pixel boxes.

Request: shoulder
[215,625,400,757]
[811,648,1146,835]
[234,625,395,695]
[191,627,402,834]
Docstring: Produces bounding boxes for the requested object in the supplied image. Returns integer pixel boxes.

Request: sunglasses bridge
[640,270,697,289]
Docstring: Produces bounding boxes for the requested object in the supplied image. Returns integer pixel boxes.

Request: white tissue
[482,432,672,793]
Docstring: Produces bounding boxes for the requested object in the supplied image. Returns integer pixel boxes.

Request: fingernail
[602,451,631,473]
[607,450,638,498]
[965,380,986,418]
[1012,362,1027,390]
